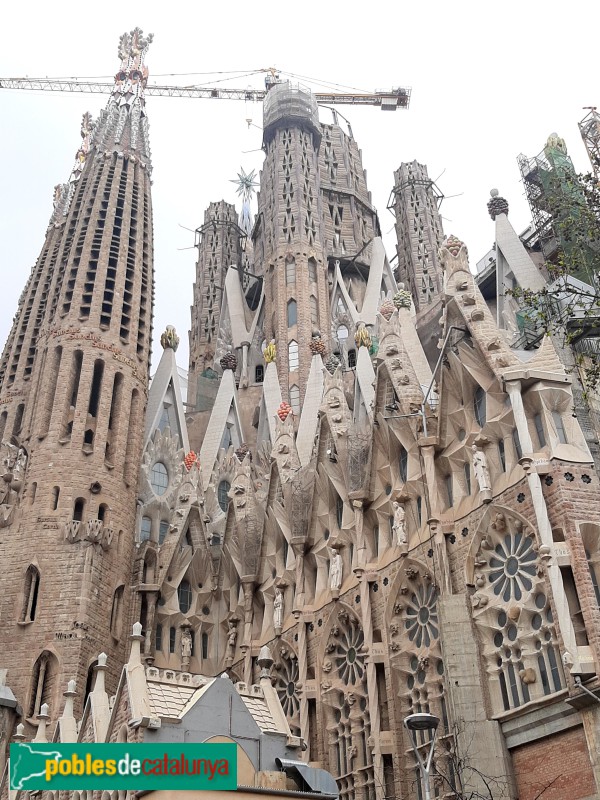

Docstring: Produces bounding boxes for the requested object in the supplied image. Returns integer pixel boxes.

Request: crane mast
[0,76,411,110]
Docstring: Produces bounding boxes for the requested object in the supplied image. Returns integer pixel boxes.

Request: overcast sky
[0,0,596,373]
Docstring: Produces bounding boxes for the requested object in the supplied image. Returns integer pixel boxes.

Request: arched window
[290,385,300,414]
[98,504,109,523]
[218,480,231,512]
[110,586,124,639]
[28,651,58,719]
[512,428,523,460]
[286,259,296,285]
[552,410,567,444]
[202,632,209,659]
[155,623,163,653]
[21,565,40,623]
[287,299,297,327]
[51,486,60,511]
[73,498,85,522]
[399,446,408,483]
[336,494,344,529]
[534,413,546,447]
[310,296,318,326]
[150,462,169,495]
[288,340,299,371]
[473,386,486,427]
[255,364,264,383]
[178,580,192,613]
[445,474,453,507]
[140,516,152,542]
[464,463,471,495]
[416,496,422,525]
[169,626,176,654]
[159,521,169,545]
[347,349,356,369]
[308,258,317,283]
[498,439,506,472]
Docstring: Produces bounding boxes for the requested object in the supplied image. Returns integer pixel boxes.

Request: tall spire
[0,28,155,734]
[91,27,154,168]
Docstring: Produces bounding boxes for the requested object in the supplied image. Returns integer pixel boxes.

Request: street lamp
[404,712,440,800]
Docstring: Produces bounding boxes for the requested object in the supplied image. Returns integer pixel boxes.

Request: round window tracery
[151,462,169,496]
[334,620,365,685]
[275,655,300,719]
[488,531,537,601]
[405,583,439,648]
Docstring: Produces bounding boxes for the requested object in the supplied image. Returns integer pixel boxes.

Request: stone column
[355,566,384,800]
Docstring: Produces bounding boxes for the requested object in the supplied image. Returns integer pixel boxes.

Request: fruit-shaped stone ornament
[264,339,277,364]
[277,402,292,421]
[379,299,395,320]
[184,451,199,471]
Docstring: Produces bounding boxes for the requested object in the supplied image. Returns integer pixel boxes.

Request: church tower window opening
[21,565,40,623]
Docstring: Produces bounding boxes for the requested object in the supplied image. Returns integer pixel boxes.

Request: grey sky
[0,0,595,372]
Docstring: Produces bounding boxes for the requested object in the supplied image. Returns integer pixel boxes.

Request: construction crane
[0,71,411,111]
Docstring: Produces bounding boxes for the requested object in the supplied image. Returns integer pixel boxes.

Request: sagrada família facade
[1,29,600,800]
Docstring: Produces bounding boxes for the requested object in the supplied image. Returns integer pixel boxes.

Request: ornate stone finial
[257,644,274,677]
[379,298,395,321]
[235,443,252,462]
[487,189,509,220]
[129,622,144,666]
[220,345,238,371]
[545,132,567,155]
[117,28,154,73]
[443,235,465,258]
[277,401,292,421]
[324,353,341,375]
[34,704,50,743]
[354,323,372,350]
[184,451,200,471]
[264,339,277,364]
[13,723,26,741]
[97,652,108,668]
[160,325,180,351]
[309,329,326,356]
[61,679,77,719]
[393,287,412,310]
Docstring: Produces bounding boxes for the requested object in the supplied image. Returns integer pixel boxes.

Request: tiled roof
[147,679,203,718]
[240,695,280,733]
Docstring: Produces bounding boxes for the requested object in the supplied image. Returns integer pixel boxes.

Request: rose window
[275,656,300,719]
[405,583,439,648]
[488,531,537,601]
[335,622,365,685]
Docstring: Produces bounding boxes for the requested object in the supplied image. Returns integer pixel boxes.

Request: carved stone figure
[329,548,343,592]
[273,588,284,631]
[392,501,407,546]
[472,446,492,493]
[181,628,192,662]
[225,621,238,666]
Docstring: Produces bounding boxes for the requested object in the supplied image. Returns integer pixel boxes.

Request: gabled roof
[145,339,189,452]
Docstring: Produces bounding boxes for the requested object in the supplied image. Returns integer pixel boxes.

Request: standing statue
[273,588,284,632]
[225,621,238,666]
[392,501,407,546]
[181,628,192,667]
[472,446,492,492]
[329,548,343,592]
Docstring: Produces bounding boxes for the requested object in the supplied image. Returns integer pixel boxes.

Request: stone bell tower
[0,28,154,742]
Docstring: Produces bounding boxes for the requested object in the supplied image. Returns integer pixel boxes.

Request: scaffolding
[517,149,557,259]
[579,108,600,178]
